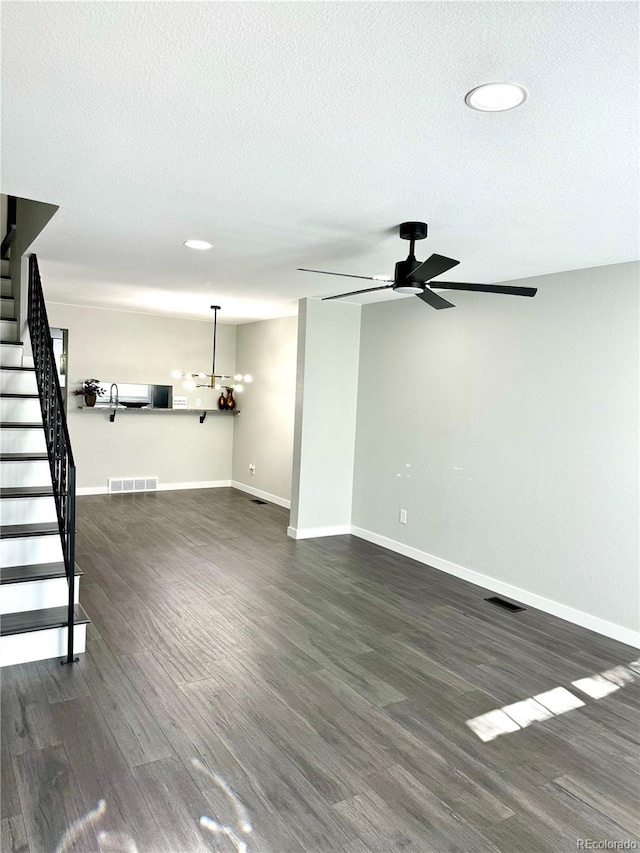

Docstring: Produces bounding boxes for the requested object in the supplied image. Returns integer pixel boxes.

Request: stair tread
[1,562,82,584]
[0,423,43,429]
[0,366,35,372]
[0,604,90,637]
[0,453,48,462]
[0,392,39,398]
[0,521,59,539]
[0,485,54,498]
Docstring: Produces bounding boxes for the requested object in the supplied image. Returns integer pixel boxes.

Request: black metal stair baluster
[27,255,79,664]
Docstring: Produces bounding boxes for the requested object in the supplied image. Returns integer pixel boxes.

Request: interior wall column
[288,297,361,538]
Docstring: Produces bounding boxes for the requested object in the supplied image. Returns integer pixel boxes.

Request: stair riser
[0,371,37,394]
[0,622,87,667]
[0,343,22,367]
[0,534,63,568]
[0,299,15,320]
[0,428,46,453]
[0,319,18,342]
[0,397,42,421]
[0,496,57,525]
[0,279,11,298]
[0,460,51,487]
[0,576,79,615]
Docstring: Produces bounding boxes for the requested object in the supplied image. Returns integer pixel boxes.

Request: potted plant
[73,379,105,408]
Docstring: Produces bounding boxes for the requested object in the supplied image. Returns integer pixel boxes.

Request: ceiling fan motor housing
[394,259,426,293]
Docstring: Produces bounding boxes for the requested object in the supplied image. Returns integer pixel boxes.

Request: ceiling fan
[298,221,537,309]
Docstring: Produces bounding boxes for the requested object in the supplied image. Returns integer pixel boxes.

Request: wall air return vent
[108,477,159,494]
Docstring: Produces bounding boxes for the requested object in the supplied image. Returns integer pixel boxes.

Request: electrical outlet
[249,463,256,475]
[399,509,407,524]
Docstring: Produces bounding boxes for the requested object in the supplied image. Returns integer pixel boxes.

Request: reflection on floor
[2,488,639,852]
[194,757,253,853]
[55,758,254,853]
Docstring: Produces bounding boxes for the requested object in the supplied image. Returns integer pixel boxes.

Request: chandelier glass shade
[171,306,252,392]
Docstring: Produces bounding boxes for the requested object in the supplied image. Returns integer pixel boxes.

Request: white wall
[231,315,297,506]
[46,302,237,491]
[352,262,639,643]
[289,298,361,536]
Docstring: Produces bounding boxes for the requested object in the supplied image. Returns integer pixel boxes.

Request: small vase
[218,392,227,411]
[85,393,96,408]
[226,389,236,411]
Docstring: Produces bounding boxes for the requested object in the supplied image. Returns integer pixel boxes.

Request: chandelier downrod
[211,305,220,377]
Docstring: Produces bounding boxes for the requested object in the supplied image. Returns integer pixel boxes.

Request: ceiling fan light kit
[298,221,537,308]
[394,283,423,295]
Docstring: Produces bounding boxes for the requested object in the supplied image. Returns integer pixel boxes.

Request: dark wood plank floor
[2,488,639,852]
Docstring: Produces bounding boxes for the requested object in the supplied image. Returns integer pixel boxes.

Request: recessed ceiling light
[465,82,527,112]
[184,239,213,250]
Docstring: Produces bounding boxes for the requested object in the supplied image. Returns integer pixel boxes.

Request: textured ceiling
[1,2,638,323]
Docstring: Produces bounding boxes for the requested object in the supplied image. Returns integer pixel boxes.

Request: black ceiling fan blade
[416,288,456,310]
[298,268,390,283]
[322,284,395,301]
[411,253,460,282]
[432,282,538,297]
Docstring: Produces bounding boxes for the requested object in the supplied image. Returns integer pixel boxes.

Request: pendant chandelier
[171,305,252,392]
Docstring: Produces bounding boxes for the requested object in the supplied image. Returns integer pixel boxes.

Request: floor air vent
[108,477,158,494]
[485,596,525,613]
[251,499,268,505]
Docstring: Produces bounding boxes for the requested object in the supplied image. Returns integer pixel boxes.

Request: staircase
[0,250,89,666]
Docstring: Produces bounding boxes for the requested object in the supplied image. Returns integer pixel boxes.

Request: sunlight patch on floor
[466,660,639,742]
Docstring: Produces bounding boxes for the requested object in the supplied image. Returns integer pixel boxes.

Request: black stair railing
[27,254,78,664]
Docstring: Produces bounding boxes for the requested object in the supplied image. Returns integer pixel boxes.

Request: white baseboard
[231,480,290,509]
[77,481,232,496]
[287,524,352,540]
[351,526,640,649]
[158,480,231,491]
